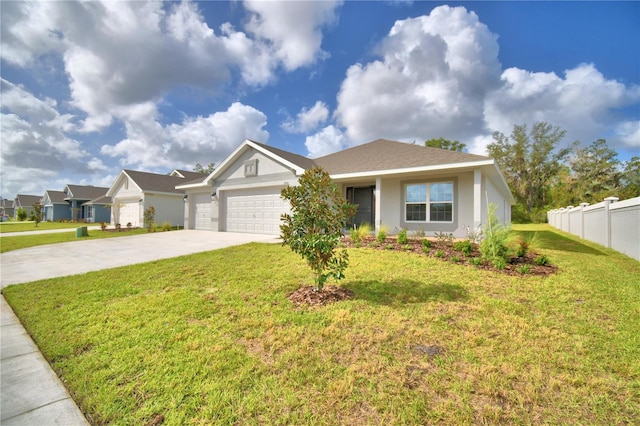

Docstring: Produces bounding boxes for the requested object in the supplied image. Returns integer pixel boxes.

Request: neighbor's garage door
[118,200,140,227]
[192,193,212,230]
[225,187,288,235]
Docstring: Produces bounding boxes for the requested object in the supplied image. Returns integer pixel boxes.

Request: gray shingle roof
[85,195,112,205]
[251,140,317,170]
[173,169,208,181]
[44,190,67,204]
[314,139,491,175]
[65,185,110,200]
[124,170,187,194]
[15,194,42,207]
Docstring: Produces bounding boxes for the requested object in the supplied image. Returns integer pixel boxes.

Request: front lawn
[0,228,148,253]
[0,221,90,233]
[3,225,639,424]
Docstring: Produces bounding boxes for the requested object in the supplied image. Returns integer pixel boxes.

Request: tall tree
[619,156,640,200]
[425,137,466,152]
[194,162,215,174]
[569,139,620,204]
[487,122,573,222]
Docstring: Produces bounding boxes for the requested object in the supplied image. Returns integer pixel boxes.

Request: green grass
[0,221,94,233]
[0,228,148,253]
[3,224,639,425]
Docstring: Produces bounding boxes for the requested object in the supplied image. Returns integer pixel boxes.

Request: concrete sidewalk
[1,230,278,424]
[1,297,89,425]
[0,226,102,237]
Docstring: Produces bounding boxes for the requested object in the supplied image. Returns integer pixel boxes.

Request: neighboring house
[106,170,192,227]
[170,169,208,180]
[63,185,110,222]
[1,197,15,218]
[177,139,515,236]
[83,195,112,223]
[42,190,70,222]
[13,194,42,219]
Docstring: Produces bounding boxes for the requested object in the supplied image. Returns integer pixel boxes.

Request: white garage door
[193,193,212,230]
[118,200,140,227]
[225,187,289,235]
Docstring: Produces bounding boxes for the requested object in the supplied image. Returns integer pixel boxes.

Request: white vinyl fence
[547,196,640,261]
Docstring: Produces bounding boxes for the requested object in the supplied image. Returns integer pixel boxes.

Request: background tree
[487,122,573,223]
[618,156,640,200]
[425,137,467,152]
[568,139,620,204]
[194,162,216,174]
[16,207,27,221]
[280,167,357,291]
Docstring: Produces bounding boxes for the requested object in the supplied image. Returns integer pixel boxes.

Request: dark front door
[350,186,374,226]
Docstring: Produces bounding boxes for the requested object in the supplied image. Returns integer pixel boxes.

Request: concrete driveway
[0,230,279,288]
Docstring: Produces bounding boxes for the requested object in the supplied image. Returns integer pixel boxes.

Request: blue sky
[1,1,639,199]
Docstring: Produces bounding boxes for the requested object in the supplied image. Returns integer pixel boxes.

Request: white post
[603,197,619,248]
[473,169,482,232]
[374,178,381,234]
[579,202,589,239]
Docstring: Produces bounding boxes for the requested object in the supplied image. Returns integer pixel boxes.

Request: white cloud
[335,5,501,146]
[305,125,346,157]
[334,5,639,157]
[483,63,640,154]
[101,102,269,170]
[282,101,330,133]
[243,0,341,71]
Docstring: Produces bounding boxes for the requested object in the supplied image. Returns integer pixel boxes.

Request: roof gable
[314,139,491,175]
[44,190,67,204]
[171,169,207,180]
[15,194,42,207]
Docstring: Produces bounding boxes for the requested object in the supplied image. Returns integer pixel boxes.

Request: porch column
[473,169,482,232]
[374,178,382,233]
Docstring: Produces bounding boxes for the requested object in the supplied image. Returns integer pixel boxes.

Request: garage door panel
[193,194,212,230]
[118,201,139,227]
[225,187,289,235]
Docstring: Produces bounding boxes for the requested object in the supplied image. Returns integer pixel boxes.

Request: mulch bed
[288,285,355,307]
[341,236,557,277]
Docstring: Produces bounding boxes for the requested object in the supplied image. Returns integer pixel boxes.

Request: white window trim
[404,181,454,223]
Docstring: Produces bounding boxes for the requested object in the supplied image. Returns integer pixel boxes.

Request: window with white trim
[405,182,453,222]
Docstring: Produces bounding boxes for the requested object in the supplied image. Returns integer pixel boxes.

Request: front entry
[347,186,375,227]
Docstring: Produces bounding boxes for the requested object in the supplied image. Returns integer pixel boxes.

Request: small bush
[161,221,172,231]
[421,239,432,254]
[350,223,371,244]
[515,240,529,258]
[398,228,408,244]
[451,256,461,263]
[100,222,107,231]
[16,208,27,221]
[376,226,388,243]
[434,231,454,245]
[492,257,507,270]
[519,264,531,274]
[470,257,482,266]
[385,244,395,250]
[535,254,549,266]
[480,203,510,267]
[435,250,444,258]
[453,240,473,257]
[126,222,133,229]
[402,244,413,251]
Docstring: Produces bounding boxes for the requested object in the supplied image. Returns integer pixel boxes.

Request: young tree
[280,167,357,291]
[32,202,43,227]
[487,122,573,222]
[568,139,621,204]
[143,205,156,232]
[425,137,467,152]
[16,207,27,221]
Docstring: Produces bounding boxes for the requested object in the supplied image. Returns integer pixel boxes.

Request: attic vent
[244,159,258,177]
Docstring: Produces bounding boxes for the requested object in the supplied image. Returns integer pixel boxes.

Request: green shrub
[515,240,529,257]
[535,254,550,266]
[421,239,432,253]
[161,221,172,232]
[397,228,408,244]
[350,223,371,244]
[470,257,482,266]
[402,244,413,251]
[451,256,461,263]
[143,205,156,232]
[376,226,388,243]
[453,240,473,256]
[16,208,27,221]
[435,250,444,258]
[519,264,531,274]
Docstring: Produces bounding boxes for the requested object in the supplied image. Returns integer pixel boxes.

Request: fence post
[579,202,589,239]
[603,197,619,248]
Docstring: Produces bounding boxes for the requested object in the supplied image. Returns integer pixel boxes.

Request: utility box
[76,226,88,238]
